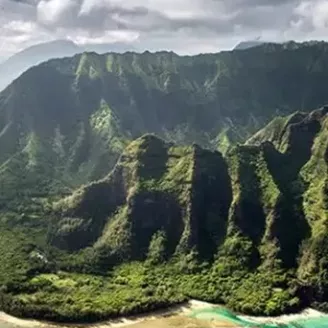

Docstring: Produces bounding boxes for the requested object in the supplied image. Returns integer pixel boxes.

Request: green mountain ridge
[51,135,232,259]
[4,41,328,321]
[2,107,328,321]
[3,41,328,206]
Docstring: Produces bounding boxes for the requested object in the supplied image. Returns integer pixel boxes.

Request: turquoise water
[189,307,328,327]
[294,317,328,328]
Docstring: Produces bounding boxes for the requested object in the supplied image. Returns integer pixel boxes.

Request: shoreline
[239,308,327,324]
[0,301,208,328]
[0,300,327,328]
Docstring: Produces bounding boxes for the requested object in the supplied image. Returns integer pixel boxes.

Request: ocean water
[292,317,328,328]
[189,307,328,327]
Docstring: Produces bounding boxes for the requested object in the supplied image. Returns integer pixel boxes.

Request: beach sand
[127,316,240,328]
[0,301,240,328]
[0,300,326,328]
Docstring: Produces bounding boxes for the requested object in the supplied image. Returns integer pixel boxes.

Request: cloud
[293,0,328,29]
[2,0,328,57]
[37,0,80,26]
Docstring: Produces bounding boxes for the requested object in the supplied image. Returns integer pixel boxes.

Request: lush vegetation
[3,41,328,203]
[1,106,328,322]
[0,258,300,322]
[3,42,328,322]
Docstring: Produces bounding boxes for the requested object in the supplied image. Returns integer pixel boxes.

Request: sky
[1,0,328,59]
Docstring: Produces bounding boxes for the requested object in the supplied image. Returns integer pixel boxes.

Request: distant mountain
[0,39,136,92]
[0,40,80,91]
[1,41,328,207]
[234,40,266,50]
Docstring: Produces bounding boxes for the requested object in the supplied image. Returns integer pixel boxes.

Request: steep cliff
[50,135,232,262]
[3,41,328,206]
[2,101,328,320]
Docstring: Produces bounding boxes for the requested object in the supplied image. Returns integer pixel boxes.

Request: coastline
[239,308,327,324]
[0,300,327,328]
[0,301,210,328]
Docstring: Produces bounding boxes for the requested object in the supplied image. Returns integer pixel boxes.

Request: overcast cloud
[0,0,328,58]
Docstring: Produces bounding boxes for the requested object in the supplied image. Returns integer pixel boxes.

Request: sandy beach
[0,301,239,328]
[0,300,327,328]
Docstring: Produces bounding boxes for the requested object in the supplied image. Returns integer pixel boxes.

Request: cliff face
[3,107,328,320]
[51,105,328,271]
[47,107,328,313]
[247,107,328,305]
[51,135,233,261]
[4,42,328,206]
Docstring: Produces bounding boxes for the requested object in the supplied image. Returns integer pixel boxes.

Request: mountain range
[1,40,328,322]
[0,38,268,93]
[2,40,328,204]
[0,39,136,92]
